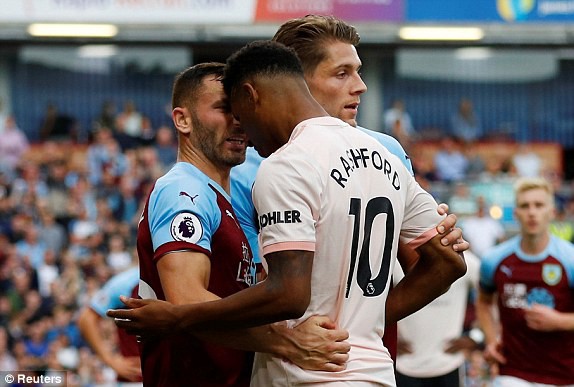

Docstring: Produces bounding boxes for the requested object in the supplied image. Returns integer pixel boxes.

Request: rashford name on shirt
[330,147,401,190]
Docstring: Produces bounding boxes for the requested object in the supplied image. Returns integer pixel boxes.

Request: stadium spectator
[550,203,574,242]
[10,162,49,211]
[38,103,78,143]
[451,98,482,143]
[92,100,117,135]
[86,127,128,187]
[461,197,507,258]
[434,136,469,183]
[512,143,543,178]
[0,115,29,181]
[115,100,152,148]
[153,125,177,172]
[448,182,478,218]
[383,99,415,150]
[15,225,47,270]
[35,249,58,298]
[0,326,17,371]
[105,235,132,274]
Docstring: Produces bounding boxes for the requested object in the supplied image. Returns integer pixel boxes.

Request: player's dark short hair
[172,62,225,110]
[223,40,304,98]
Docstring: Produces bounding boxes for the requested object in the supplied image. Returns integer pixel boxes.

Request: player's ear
[242,82,258,107]
[172,107,191,134]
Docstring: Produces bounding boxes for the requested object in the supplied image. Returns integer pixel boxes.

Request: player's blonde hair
[514,177,555,206]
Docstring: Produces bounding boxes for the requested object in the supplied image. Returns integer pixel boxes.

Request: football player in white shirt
[230,14,469,363]
[111,41,466,387]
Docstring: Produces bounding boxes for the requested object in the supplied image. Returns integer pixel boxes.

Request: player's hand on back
[274,315,350,372]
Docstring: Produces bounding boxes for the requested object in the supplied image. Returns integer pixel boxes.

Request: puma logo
[179,191,198,205]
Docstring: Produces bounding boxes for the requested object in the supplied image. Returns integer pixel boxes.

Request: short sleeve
[89,267,139,316]
[253,154,322,256]
[400,176,443,248]
[148,177,219,258]
[479,254,498,293]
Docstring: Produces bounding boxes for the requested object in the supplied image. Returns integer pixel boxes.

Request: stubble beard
[192,116,244,168]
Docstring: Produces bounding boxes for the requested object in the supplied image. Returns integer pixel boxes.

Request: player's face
[304,41,367,127]
[514,188,555,238]
[229,89,276,158]
[192,76,247,167]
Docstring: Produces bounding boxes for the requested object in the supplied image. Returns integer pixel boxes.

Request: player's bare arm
[158,250,220,305]
[386,233,466,325]
[398,203,467,274]
[111,250,313,330]
[110,296,349,371]
[475,290,507,365]
[109,250,347,368]
[174,249,313,329]
[78,307,142,382]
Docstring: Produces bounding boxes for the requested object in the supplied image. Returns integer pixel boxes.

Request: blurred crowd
[0,101,175,386]
[0,99,573,386]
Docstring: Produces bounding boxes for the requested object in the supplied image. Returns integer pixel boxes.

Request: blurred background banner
[255,0,404,22]
[408,0,574,22]
[0,0,257,24]
[5,0,574,24]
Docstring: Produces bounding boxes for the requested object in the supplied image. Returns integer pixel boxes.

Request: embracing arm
[386,233,466,325]
[110,250,333,367]
[200,316,350,371]
[157,248,312,335]
[171,249,313,330]
[115,295,349,372]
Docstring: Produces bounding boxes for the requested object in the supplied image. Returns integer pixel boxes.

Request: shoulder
[550,234,574,250]
[90,267,139,313]
[148,164,222,230]
[151,164,216,208]
[548,235,574,263]
[357,126,413,174]
[357,125,397,145]
[231,147,263,179]
[110,267,139,286]
[482,236,519,264]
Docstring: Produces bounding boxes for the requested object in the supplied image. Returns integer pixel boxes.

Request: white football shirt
[250,117,443,386]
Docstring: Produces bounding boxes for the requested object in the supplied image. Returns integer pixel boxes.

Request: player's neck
[179,148,231,193]
[268,78,330,142]
[520,231,550,255]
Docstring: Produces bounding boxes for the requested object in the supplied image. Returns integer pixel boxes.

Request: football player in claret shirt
[477,177,574,386]
[127,62,350,387]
